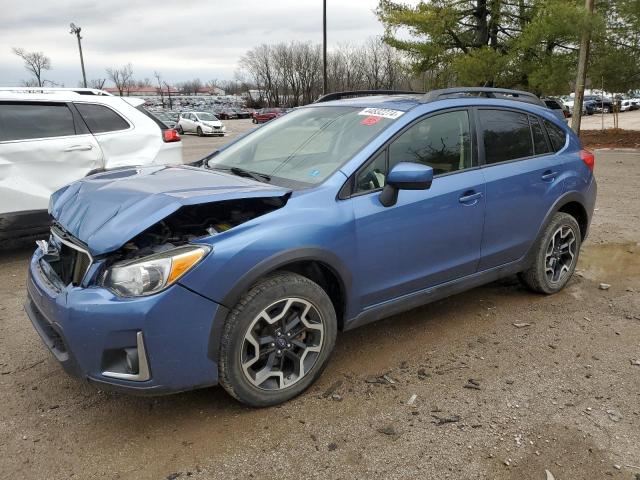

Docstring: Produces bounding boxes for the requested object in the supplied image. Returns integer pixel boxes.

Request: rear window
[75,103,129,133]
[0,102,76,141]
[544,100,562,110]
[479,109,533,164]
[544,120,567,152]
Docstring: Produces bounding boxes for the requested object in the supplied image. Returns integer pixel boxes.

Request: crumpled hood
[49,166,290,256]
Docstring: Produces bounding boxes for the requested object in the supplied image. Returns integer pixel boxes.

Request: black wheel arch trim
[207,247,353,363]
[521,190,591,269]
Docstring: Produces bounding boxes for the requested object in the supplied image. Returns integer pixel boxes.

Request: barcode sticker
[357,107,404,119]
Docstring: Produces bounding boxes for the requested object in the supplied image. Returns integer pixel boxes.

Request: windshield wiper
[212,165,271,183]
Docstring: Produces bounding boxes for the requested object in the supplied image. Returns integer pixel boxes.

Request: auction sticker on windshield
[357,107,404,119]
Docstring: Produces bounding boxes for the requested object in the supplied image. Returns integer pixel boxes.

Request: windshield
[209,106,400,186]
[198,112,218,121]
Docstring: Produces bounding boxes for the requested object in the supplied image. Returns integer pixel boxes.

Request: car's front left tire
[197,126,204,137]
[219,272,337,407]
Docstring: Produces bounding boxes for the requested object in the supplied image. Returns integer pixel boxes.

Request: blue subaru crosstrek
[25,88,597,406]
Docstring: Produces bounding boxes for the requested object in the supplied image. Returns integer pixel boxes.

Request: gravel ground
[580,108,640,130]
[0,125,638,479]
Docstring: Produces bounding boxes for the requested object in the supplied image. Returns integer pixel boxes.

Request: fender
[521,188,593,269]
[207,247,353,363]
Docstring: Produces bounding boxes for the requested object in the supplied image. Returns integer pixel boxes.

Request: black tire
[252,118,257,124]
[519,212,581,294]
[196,126,204,137]
[219,272,337,407]
[176,124,184,135]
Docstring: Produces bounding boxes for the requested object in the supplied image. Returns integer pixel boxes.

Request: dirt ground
[0,136,639,479]
[581,129,640,150]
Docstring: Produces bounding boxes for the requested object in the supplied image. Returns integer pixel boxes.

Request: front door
[350,109,486,309]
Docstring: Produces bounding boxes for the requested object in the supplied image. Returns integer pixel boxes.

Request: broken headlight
[101,245,210,297]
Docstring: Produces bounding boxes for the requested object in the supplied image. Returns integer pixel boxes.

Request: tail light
[580,149,595,172]
[162,129,181,143]
[563,109,570,118]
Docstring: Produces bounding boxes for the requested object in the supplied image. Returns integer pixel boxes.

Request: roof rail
[314,90,424,103]
[422,87,544,106]
[0,87,112,96]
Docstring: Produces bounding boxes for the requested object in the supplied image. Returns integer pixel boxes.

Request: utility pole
[69,23,87,88]
[571,0,595,134]
[323,0,328,95]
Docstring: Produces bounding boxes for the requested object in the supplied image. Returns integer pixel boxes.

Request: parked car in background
[252,108,285,124]
[148,110,178,128]
[542,97,569,122]
[584,95,613,113]
[26,88,596,407]
[0,87,182,241]
[564,97,595,116]
[216,109,238,120]
[620,99,638,112]
[176,111,226,136]
[234,109,252,119]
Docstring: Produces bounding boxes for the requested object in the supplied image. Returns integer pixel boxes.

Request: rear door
[0,101,102,216]
[477,108,564,270]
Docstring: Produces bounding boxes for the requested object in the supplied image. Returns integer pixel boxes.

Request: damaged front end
[96,196,289,297]
[45,166,291,294]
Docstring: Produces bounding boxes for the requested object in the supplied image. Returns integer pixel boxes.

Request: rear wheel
[519,212,581,294]
[219,272,337,407]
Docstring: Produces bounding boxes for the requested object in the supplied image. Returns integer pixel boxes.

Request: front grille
[39,227,92,289]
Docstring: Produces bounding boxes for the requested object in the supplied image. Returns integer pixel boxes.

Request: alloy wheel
[240,298,324,390]
[544,226,577,283]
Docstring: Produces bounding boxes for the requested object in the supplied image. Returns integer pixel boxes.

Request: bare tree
[239,37,412,107]
[106,63,134,96]
[154,71,165,107]
[88,78,106,90]
[12,47,51,87]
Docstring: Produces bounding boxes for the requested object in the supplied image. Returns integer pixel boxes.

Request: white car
[176,111,226,136]
[0,87,183,241]
[620,99,638,112]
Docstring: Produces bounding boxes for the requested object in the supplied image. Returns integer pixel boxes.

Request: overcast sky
[1,0,405,87]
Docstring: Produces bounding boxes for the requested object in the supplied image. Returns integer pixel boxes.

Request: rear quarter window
[75,103,129,134]
[0,102,76,141]
[544,120,567,152]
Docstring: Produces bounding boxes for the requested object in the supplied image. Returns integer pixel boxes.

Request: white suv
[176,111,226,136]
[0,88,183,240]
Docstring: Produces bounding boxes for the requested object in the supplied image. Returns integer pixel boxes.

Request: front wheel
[519,212,581,294]
[176,124,184,135]
[219,273,337,407]
[196,126,204,137]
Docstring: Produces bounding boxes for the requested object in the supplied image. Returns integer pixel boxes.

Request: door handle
[459,191,483,204]
[64,144,94,152]
[541,170,557,181]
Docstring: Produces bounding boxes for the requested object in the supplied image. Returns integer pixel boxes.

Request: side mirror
[380,162,433,207]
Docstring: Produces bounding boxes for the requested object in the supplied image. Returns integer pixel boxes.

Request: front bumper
[25,251,226,395]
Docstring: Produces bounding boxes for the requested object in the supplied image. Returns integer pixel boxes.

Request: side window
[388,110,472,175]
[544,120,567,152]
[0,102,75,141]
[479,109,533,164]
[75,103,129,134]
[530,115,551,155]
[355,150,386,193]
